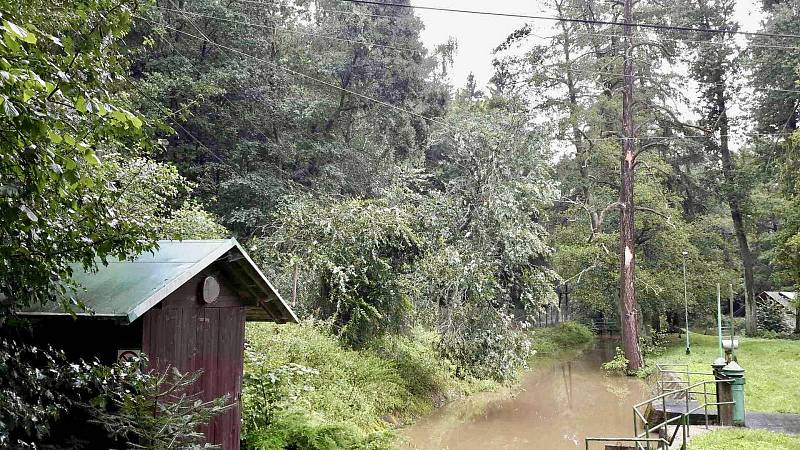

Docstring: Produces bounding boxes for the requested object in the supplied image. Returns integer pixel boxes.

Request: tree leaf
[3,20,37,44]
[20,205,38,222]
[3,98,19,118]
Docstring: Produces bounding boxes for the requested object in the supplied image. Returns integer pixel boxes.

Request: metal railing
[585,365,734,450]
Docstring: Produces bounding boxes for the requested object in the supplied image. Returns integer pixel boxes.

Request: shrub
[602,347,630,375]
[243,353,319,429]
[0,336,228,449]
[548,322,594,346]
[438,306,532,382]
[245,413,392,450]
[244,322,459,433]
[88,362,231,449]
[529,322,594,355]
[640,331,669,357]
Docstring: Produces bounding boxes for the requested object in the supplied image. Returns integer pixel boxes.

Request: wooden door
[142,304,247,449]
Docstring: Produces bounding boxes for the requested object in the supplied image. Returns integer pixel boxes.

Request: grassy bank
[648,333,800,413]
[690,428,800,450]
[529,321,596,356]
[242,321,593,449]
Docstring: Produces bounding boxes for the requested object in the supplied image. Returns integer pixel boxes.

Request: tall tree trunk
[291,264,299,308]
[715,74,757,335]
[795,306,799,334]
[620,0,643,371]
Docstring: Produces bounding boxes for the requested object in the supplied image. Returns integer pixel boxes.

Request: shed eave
[126,239,237,322]
[19,311,123,318]
[231,240,299,323]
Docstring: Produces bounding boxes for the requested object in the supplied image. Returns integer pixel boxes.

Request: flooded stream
[403,339,649,450]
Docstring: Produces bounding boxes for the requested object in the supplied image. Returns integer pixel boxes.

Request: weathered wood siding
[142,270,246,450]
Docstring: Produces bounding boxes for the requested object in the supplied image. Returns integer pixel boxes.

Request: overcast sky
[411,0,767,90]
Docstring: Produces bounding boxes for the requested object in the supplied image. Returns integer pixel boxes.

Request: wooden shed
[21,239,297,449]
[756,291,797,332]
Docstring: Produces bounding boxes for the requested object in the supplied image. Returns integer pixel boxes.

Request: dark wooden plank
[163,307,180,372]
[143,310,165,372]
[217,308,237,449]
[202,307,221,445]
[230,307,246,448]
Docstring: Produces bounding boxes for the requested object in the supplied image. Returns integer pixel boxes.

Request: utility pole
[291,264,299,308]
[683,251,690,355]
[619,0,643,371]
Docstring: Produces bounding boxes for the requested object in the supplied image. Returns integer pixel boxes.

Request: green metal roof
[20,239,298,324]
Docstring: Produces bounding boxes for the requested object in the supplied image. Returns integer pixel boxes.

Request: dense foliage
[242,322,592,447]
[3,0,800,446]
[0,337,227,448]
[0,1,157,314]
[0,1,229,446]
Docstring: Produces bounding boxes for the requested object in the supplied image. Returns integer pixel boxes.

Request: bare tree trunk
[620,0,643,371]
[795,306,799,334]
[714,73,757,335]
[291,264,299,308]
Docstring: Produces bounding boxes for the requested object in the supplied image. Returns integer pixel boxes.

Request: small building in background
[21,239,297,450]
[756,291,797,332]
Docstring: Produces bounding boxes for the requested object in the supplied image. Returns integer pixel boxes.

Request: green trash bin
[721,361,746,427]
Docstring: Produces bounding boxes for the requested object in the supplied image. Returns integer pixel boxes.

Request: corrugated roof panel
[20,239,298,324]
[21,240,234,320]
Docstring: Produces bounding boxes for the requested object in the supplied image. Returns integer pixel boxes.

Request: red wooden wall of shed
[141,270,246,450]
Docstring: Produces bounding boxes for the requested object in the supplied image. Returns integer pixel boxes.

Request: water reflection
[403,339,648,450]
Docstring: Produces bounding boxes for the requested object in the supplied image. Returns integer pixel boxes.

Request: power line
[234,0,412,21]
[135,8,796,149]
[560,69,800,96]
[119,70,245,175]
[163,6,800,56]
[552,131,793,144]
[562,31,800,52]
[239,2,800,50]
[133,14,452,130]
[337,0,800,41]
[153,7,800,96]
[154,6,424,52]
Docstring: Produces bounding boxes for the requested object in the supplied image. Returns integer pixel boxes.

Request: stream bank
[402,339,648,450]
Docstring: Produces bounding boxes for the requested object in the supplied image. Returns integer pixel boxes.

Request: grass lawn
[690,428,800,450]
[648,333,800,413]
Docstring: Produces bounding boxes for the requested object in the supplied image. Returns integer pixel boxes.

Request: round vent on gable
[201,275,221,304]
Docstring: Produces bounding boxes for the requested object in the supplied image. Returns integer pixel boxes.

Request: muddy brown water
[403,339,649,450]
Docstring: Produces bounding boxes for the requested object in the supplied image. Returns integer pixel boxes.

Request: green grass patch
[244,323,497,434]
[690,428,800,450]
[648,332,800,413]
[529,322,595,356]
[242,321,595,449]
[246,413,393,450]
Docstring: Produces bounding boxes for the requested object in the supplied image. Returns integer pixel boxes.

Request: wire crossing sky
[403,0,769,87]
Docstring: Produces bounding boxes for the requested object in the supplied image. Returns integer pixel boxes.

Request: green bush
[243,322,494,436]
[438,307,532,382]
[602,347,630,375]
[529,322,594,355]
[640,331,669,357]
[246,413,392,450]
[753,330,800,340]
